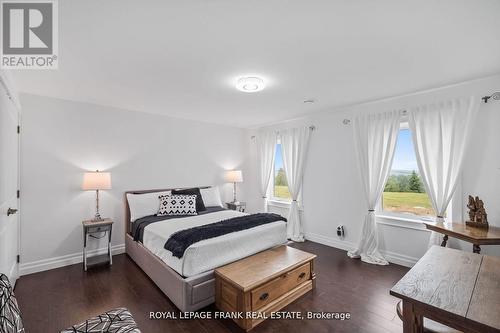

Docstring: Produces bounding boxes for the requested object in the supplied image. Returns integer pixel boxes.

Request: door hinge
[17,190,20,198]
[16,255,20,263]
[17,125,20,134]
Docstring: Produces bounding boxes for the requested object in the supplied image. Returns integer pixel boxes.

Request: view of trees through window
[273,144,291,200]
[382,128,436,217]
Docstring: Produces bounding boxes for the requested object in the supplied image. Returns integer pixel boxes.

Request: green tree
[384,175,400,192]
[408,170,423,193]
[275,168,288,186]
[396,174,410,192]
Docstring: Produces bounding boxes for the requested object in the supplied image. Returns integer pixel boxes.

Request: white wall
[18,74,500,274]
[19,94,251,274]
[246,74,500,266]
[460,90,500,256]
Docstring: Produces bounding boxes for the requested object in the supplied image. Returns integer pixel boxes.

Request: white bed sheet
[143,210,287,277]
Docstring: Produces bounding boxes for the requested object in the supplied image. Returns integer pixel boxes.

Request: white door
[0,83,20,285]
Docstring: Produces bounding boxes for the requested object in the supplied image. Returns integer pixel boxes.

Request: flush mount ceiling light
[236,76,265,93]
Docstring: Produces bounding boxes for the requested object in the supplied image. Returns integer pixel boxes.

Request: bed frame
[124,187,216,312]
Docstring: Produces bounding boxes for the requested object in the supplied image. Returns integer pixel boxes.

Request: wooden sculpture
[466,195,489,228]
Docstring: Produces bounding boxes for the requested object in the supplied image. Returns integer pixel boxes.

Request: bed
[124,187,287,312]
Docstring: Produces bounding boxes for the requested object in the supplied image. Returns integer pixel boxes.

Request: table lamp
[82,170,112,221]
[225,170,243,203]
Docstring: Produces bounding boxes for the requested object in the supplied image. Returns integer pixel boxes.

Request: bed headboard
[124,186,211,234]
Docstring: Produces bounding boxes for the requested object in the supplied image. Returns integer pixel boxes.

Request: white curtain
[280,126,311,242]
[347,110,401,265]
[409,97,479,248]
[257,130,277,212]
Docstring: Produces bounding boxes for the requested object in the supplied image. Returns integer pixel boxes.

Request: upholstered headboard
[124,186,211,234]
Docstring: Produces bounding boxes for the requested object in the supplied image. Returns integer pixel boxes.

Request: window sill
[376,214,431,232]
[267,199,304,211]
[268,199,291,208]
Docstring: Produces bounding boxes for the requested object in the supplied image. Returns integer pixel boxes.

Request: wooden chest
[215,246,316,331]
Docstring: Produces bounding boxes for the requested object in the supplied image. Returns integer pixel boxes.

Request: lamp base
[92,189,104,222]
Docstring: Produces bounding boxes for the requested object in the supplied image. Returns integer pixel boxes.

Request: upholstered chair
[0,274,140,333]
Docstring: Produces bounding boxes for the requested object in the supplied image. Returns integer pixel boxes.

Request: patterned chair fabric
[0,274,25,333]
[1,273,139,333]
[60,308,140,333]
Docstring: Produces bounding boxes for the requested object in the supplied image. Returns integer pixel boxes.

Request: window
[272,143,291,201]
[381,126,436,218]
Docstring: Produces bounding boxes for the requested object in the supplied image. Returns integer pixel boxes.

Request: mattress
[142,210,287,277]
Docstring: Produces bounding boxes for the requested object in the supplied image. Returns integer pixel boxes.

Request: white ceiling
[11,0,500,128]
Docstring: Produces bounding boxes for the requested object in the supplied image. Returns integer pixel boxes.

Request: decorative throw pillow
[172,188,206,211]
[158,194,197,216]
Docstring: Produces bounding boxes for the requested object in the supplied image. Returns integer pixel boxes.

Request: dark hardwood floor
[15,241,408,333]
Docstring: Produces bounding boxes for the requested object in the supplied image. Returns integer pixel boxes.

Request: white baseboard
[305,232,356,252]
[19,232,419,276]
[305,232,418,267]
[379,249,418,267]
[19,244,125,276]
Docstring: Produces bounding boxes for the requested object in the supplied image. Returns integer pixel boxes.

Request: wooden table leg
[473,244,481,254]
[402,300,423,333]
[441,235,448,247]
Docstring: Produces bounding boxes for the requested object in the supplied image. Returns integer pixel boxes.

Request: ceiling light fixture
[236,77,265,93]
[303,99,315,104]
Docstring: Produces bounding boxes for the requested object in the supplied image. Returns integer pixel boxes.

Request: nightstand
[226,201,246,212]
[82,218,113,271]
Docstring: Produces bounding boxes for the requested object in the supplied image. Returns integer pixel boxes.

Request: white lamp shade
[82,171,112,190]
[225,170,243,183]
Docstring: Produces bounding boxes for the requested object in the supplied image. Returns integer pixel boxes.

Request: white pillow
[200,186,223,207]
[126,191,171,221]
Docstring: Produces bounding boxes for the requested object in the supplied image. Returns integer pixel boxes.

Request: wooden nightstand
[226,201,246,212]
[82,218,113,271]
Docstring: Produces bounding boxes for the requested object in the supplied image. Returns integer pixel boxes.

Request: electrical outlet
[337,225,345,238]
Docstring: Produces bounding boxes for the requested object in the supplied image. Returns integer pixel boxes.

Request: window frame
[376,121,452,223]
[269,139,292,203]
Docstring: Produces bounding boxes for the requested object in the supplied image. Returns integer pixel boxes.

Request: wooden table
[390,246,500,333]
[424,222,500,254]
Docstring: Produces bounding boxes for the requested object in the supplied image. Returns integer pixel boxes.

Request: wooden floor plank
[15,241,408,333]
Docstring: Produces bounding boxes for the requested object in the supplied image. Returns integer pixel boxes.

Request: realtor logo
[1,0,58,69]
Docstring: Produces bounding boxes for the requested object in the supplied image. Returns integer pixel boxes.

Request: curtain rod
[482,92,500,103]
[342,94,499,125]
[250,125,315,139]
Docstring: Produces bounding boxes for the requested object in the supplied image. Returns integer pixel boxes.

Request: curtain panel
[257,130,277,212]
[280,126,312,242]
[347,110,401,265]
[409,96,479,248]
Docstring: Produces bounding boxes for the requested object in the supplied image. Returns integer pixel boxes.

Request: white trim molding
[305,232,356,252]
[376,215,431,232]
[20,244,125,276]
[305,232,419,267]
[379,249,419,268]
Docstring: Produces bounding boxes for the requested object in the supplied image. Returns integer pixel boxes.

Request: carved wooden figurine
[467,195,476,221]
[466,195,488,228]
